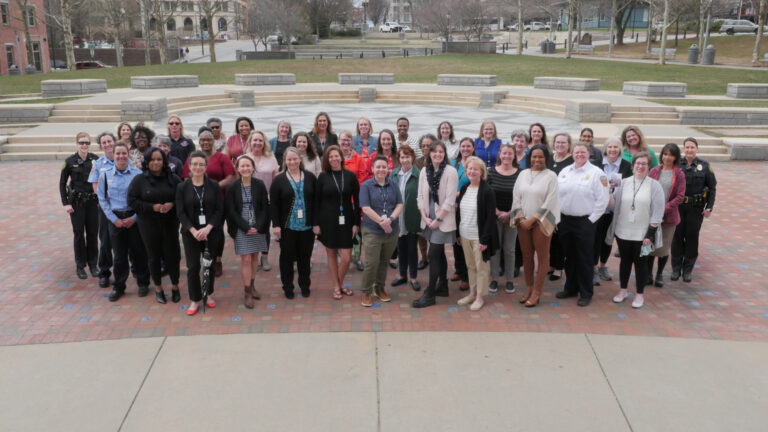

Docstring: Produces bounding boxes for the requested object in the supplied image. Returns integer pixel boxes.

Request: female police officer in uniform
[671,137,717,283]
[60,132,100,279]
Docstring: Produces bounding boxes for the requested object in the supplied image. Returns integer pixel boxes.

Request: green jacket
[390,165,422,234]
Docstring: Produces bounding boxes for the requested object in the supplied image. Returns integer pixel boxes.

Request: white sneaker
[470,298,485,311]
[457,294,476,306]
[613,289,628,303]
[632,293,645,308]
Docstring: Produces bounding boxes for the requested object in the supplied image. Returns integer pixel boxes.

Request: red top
[226,134,249,162]
[182,151,235,183]
[366,151,397,179]
[648,165,686,226]
[344,152,370,187]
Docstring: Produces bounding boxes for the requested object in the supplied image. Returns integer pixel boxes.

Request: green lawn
[1,54,766,95]
[649,98,768,108]
[0,96,85,104]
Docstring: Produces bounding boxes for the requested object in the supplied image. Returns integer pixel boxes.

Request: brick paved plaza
[0,158,764,346]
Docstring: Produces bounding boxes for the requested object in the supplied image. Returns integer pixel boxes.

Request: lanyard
[331,170,345,213]
[287,170,304,207]
[378,181,389,216]
[631,176,646,211]
[483,140,493,166]
[192,183,205,213]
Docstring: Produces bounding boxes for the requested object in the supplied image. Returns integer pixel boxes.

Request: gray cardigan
[605,176,665,247]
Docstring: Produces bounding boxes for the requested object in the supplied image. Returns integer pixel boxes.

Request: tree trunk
[645,2,653,56]
[63,11,77,70]
[566,0,574,58]
[660,0,670,65]
[608,0,617,56]
[697,0,707,60]
[517,0,523,55]
[112,29,123,67]
[208,34,216,62]
[753,0,767,65]
[143,4,151,66]
[158,27,167,64]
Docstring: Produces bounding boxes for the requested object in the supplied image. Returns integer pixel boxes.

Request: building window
[5,44,14,68]
[218,17,227,31]
[200,18,207,31]
[23,5,36,27]
[184,17,193,31]
[150,17,157,31]
[1,4,9,26]
[167,18,176,31]
[217,1,228,12]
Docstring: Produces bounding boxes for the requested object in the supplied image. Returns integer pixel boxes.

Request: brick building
[0,0,50,75]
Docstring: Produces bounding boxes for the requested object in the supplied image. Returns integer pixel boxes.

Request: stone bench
[40,79,107,98]
[478,91,508,108]
[534,77,600,91]
[235,73,296,86]
[226,89,255,107]
[121,97,168,121]
[649,48,677,58]
[724,138,768,160]
[575,45,595,53]
[677,107,768,125]
[726,83,768,99]
[564,99,612,122]
[437,74,497,86]
[339,73,395,85]
[0,104,54,124]
[130,75,199,89]
[623,81,686,98]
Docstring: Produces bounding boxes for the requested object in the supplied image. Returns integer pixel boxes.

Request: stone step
[375,94,479,103]
[610,118,682,125]
[48,116,121,123]
[8,135,75,144]
[376,99,478,107]
[611,112,680,120]
[0,151,73,161]
[645,136,722,146]
[375,91,480,98]
[2,143,102,153]
[503,94,568,105]
[53,104,120,111]
[51,109,121,117]
[255,98,359,106]
[612,105,678,113]
[167,98,235,110]
[494,105,565,117]
[171,102,241,114]
[252,91,358,99]
[166,93,231,104]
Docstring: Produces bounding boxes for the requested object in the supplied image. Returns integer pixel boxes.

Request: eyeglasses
[78,141,91,145]
[168,122,180,126]
[210,125,220,129]
[190,163,206,167]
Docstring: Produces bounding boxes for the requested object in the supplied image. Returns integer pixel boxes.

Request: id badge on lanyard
[297,209,304,219]
[199,213,207,225]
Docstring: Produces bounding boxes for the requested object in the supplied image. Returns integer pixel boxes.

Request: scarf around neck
[426,160,447,204]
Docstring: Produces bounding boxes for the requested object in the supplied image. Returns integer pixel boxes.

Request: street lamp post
[361,0,369,43]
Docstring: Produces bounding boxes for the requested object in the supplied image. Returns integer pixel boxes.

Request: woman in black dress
[314,145,360,299]
[127,147,182,304]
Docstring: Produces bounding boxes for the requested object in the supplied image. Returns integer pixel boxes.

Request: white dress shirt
[557,162,610,223]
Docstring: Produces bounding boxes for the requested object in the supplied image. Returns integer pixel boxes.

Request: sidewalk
[2,332,766,431]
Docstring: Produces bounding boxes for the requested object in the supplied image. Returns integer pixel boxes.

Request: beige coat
[417,164,459,232]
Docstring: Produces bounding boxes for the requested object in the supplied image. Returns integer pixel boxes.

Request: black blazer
[456,180,500,262]
[127,171,182,221]
[269,170,317,229]
[175,176,224,232]
[603,159,633,179]
[225,178,270,239]
[308,132,338,156]
[314,169,360,232]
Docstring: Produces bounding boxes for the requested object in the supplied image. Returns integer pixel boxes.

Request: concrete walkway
[2,332,766,432]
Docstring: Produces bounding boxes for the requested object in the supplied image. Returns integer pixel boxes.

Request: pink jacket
[648,166,686,226]
[417,164,458,232]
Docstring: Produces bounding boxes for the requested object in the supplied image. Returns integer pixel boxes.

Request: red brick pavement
[0,161,764,346]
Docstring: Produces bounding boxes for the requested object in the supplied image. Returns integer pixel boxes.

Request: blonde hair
[356,117,373,136]
[478,120,498,140]
[75,131,91,143]
[166,115,184,137]
[247,130,273,156]
[464,156,487,180]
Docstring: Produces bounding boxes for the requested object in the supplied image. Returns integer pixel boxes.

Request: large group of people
[59,114,717,315]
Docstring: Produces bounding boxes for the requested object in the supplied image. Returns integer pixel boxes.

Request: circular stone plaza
[0,75,766,431]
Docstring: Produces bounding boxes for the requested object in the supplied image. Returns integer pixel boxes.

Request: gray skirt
[423,197,456,245]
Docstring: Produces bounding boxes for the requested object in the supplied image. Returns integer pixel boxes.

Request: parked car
[719,19,759,35]
[400,25,412,32]
[75,60,112,69]
[51,59,68,69]
[379,22,402,32]
[525,21,551,31]
[506,23,520,31]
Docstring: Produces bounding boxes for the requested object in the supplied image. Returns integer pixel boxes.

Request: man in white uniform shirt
[555,144,609,306]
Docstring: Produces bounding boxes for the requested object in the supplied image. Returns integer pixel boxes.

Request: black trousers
[616,237,648,293]
[593,213,614,266]
[559,215,596,299]
[671,204,704,273]
[428,242,449,292]
[182,228,223,302]
[108,222,149,293]
[549,230,565,270]
[97,209,113,277]
[397,233,419,279]
[279,229,315,293]
[70,200,99,270]
[453,242,468,282]
[137,216,181,286]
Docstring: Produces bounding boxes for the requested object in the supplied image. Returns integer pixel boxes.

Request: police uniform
[59,152,100,276]
[556,162,610,304]
[671,157,717,281]
[89,155,115,284]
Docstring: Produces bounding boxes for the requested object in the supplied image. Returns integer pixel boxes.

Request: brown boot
[250,279,261,300]
[244,285,255,309]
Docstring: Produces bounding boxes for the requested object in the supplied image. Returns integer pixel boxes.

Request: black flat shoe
[284,290,295,299]
[171,289,181,303]
[549,271,562,281]
[356,261,365,271]
[412,293,436,308]
[108,289,123,302]
[555,290,577,299]
[682,273,692,283]
[300,287,311,298]
[89,266,99,278]
[654,275,664,288]
[391,277,407,287]
[98,276,110,288]
[138,285,149,297]
[76,268,88,280]
[155,290,167,304]
[577,297,591,307]
[417,260,428,270]
[670,269,681,281]
[410,280,421,291]
[389,261,398,269]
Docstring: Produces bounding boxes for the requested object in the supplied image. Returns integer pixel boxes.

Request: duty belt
[683,194,704,205]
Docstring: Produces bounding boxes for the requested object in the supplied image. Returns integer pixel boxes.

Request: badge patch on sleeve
[600,175,608,187]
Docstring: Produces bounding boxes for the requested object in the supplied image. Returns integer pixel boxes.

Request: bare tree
[612,0,641,46]
[659,0,670,64]
[411,0,455,42]
[138,0,153,65]
[366,0,389,26]
[45,0,90,70]
[148,0,179,64]
[197,0,238,62]
[102,0,126,67]
[11,0,36,68]
[305,0,352,38]
[518,0,524,54]
[457,0,486,46]
[246,0,272,51]
[753,0,767,65]
[566,0,575,58]
[272,0,307,52]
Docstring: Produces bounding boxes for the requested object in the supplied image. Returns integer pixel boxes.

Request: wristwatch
[436,217,443,223]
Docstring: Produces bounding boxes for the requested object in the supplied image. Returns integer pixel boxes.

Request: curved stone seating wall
[724,138,768,160]
[623,81,686,98]
[41,79,107,98]
[121,97,167,121]
[438,74,497,86]
[726,84,768,99]
[0,105,54,124]
[131,75,199,89]
[678,107,768,125]
[339,73,395,85]
[235,73,296,86]
[226,89,255,107]
[564,99,611,122]
[534,77,600,91]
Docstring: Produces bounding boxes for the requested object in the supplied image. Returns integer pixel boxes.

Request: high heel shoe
[524,288,541,307]
[155,290,167,304]
[171,289,181,303]
[519,287,533,304]
[524,297,540,307]
[186,303,199,316]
